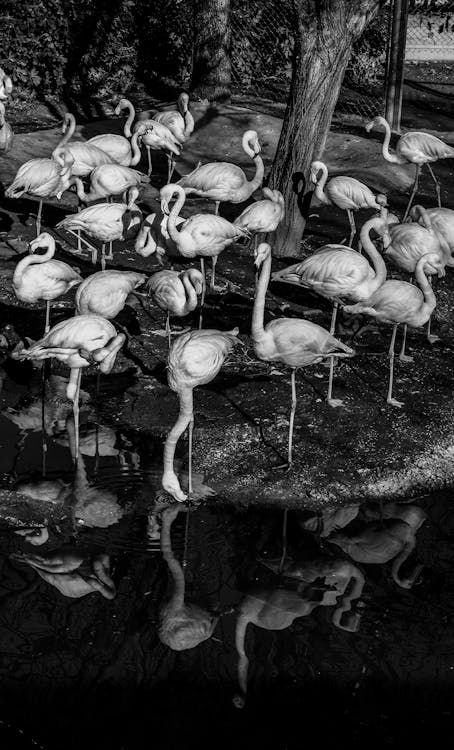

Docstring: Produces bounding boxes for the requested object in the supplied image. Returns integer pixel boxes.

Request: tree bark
[191,0,232,101]
[268,0,384,257]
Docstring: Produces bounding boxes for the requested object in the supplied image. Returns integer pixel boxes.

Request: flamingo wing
[327,176,378,210]
[167,328,240,391]
[264,318,353,367]
[6,158,61,198]
[398,132,454,163]
[178,162,246,192]
[88,134,132,165]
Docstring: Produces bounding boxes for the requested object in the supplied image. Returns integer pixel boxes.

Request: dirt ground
[2,97,454,522]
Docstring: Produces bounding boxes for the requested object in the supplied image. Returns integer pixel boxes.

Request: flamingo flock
[2,73,454,507]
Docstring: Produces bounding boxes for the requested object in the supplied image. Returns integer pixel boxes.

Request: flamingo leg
[106,241,113,260]
[44,301,51,335]
[210,256,217,290]
[214,201,220,216]
[326,302,344,408]
[426,163,442,208]
[167,154,173,183]
[101,243,106,271]
[403,164,421,221]
[347,209,356,248]
[66,229,98,262]
[41,367,47,477]
[278,508,288,574]
[147,147,152,177]
[166,311,171,348]
[287,368,297,468]
[68,368,83,461]
[188,415,194,495]
[387,323,403,408]
[36,200,43,236]
[426,277,440,344]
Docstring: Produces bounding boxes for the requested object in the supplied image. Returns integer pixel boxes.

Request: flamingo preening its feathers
[233,188,285,246]
[410,204,454,262]
[146,268,205,344]
[68,165,149,203]
[12,315,125,460]
[366,115,454,218]
[176,129,264,214]
[75,270,146,318]
[13,232,82,334]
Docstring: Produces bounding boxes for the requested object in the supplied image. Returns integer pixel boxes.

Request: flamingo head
[245,130,261,157]
[178,91,190,112]
[254,241,271,269]
[310,160,325,184]
[421,252,446,278]
[29,232,54,255]
[114,98,130,116]
[365,115,387,133]
[160,183,179,215]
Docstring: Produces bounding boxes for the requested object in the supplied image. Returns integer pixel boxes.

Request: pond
[0,362,453,750]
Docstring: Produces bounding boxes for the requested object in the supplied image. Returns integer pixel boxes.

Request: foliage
[345,11,389,91]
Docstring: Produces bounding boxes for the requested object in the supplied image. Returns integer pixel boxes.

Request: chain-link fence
[406,2,454,60]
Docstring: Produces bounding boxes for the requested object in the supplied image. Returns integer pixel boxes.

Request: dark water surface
[0,364,453,750]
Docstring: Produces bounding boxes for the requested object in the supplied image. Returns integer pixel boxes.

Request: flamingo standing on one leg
[176,130,264,215]
[342,252,444,407]
[12,315,125,459]
[6,151,74,235]
[68,165,149,203]
[152,92,195,180]
[160,183,247,292]
[146,268,205,344]
[252,242,354,469]
[310,160,386,247]
[162,327,241,502]
[56,186,142,269]
[13,232,82,333]
[233,188,285,248]
[366,115,454,219]
[75,270,146,317]
[136,121,182,181]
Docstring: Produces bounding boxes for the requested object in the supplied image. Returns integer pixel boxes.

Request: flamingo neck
[160,509,185,610]
[59,113,76,148]
[123,101,135,138]
[181,272,199,312]
[167,187,186,246]
[415,259,436,314]
[252,251,271,341]
[14,240,54,284]
[391,537,415,586]
[360,219,388,291]
[129,132,141,165]
[69,176,89,202]
[162,386,193,492]
[314,163,330,205]
[379,118,403,164]
[249,154,265,194]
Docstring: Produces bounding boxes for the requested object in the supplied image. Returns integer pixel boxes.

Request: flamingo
[160,183,246,291]
[136,120,182,181]
[11,315,125,459]
[410,204,454,262]
[0,100,13,153]
[176,130,264,214]
[159,505,218,650]
[366,115,454,218]
[0,68,13,100]
[88,113,142,167]
[13,232,82,333]
[252,241,354,471]
[233,187,285,247]
[310,160,386,247]
[134,212,183,263]
[382,216,450,349]
[152,92,195,180]
[68,164,149,203]
[271,217,387,399]
[53,114,114,176]
[329,513,427,589]
[342,252,444,407]
[146,268,205,344]
[5,150,74,235]
[56,186,142,269]
[75,270,146,317]
[162,327,241,502]
[14,528,49,546]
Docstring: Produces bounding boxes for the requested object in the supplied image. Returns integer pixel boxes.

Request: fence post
[385,0,410,131]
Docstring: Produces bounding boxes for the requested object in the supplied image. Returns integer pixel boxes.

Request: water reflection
[0,367,451,748]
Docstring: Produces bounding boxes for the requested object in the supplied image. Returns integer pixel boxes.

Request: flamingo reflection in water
[12,315,125,460]
[233,555,365,708]
[159,505,218,651]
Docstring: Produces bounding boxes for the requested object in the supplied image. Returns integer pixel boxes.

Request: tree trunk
[268,0,383,257]
[191,0,231,101]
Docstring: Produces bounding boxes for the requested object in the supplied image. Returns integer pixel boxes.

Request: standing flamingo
[233,188,285,247]
[310,160,386,247]
[68,164,149,203]
[75,270,146,317]
[13,232,82,333]
[12,315,125,459]
[134,212,183,263]
[160,183,246,291]
[176,130,264,214]
[6,150,74,235]
[88,108,142,167]
[136,121,182,181]
[342,252,444,407]
[410,204,454,262]
[53,114,114,176]
[366,115,454,218]
[146,268,205,344]
[252,242,354,469]
[0,100,13,153]
[152,92,195,180]
[162,327,241,502]
[56,187,142,269]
